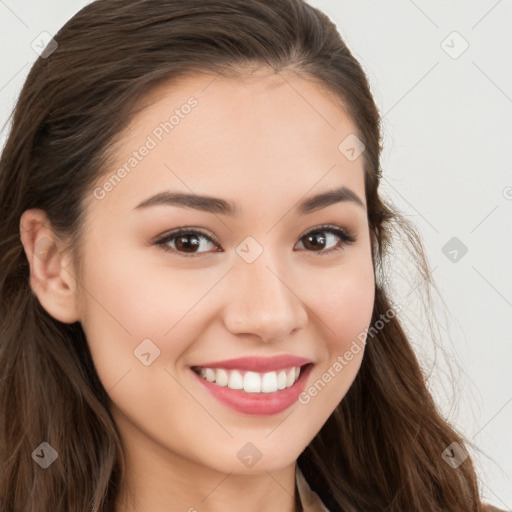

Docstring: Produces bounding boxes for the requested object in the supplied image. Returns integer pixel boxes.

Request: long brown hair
[0,1,483,510]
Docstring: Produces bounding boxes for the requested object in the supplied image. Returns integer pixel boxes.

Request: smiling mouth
[191,364,312,394]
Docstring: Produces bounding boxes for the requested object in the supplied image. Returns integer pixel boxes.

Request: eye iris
[304,232,326,251]
[175,234,201,252]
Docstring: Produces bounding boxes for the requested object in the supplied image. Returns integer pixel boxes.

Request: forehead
[89,67,366,217]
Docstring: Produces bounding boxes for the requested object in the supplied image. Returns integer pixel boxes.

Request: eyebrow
[134,185,365,216]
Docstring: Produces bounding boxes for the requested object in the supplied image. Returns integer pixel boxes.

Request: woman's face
[76,67,375,475]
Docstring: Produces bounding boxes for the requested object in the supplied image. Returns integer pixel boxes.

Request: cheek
[81,241,211,330]
[331,273,375,350]
[310,256,376,352]
[77,245,195,384]
[298,254,375,409]
[77,240,245,398]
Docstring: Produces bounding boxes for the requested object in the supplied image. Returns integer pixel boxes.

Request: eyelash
[154,224,356,258]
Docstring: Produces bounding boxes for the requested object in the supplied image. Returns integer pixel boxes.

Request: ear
[19,209,80,324]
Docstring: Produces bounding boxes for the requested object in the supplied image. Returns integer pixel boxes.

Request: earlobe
[19,209,80,324]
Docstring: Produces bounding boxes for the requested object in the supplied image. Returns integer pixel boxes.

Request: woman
[0,1,506,510]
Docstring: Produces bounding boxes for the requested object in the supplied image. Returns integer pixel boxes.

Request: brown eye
[296,225,356,255]
[155,229,219,257]
[302,231,328,251]
[174,233,202,253]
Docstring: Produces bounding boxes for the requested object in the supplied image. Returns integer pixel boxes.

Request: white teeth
[216,369,229,387]
[195,366,302,393]
[286,367,296,387]
[277,370,287,390]
[228,370,243,390]
[261,371,278,393]
[244,371,261,393]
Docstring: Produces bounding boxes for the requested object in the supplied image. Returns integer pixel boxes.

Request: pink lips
[190,355,314,416]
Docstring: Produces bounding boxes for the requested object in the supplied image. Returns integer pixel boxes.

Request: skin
[20,65,375,512]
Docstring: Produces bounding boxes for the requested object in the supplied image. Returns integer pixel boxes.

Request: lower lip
[191,364,313,416]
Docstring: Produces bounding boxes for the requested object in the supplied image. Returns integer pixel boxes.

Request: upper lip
[192,355,312,373]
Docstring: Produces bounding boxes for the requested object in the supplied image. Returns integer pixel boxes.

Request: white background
[1,1,510,508]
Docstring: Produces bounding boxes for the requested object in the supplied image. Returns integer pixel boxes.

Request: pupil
[176,235,200,252]
[306,232,325,250]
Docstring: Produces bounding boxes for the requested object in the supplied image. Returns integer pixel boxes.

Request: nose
[223,251,308,343]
